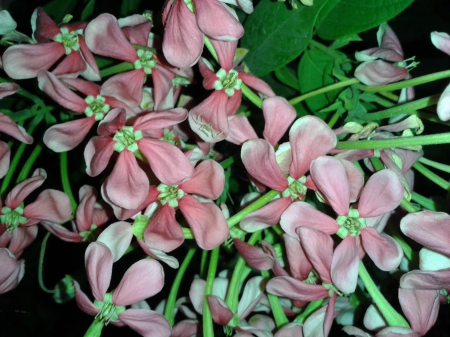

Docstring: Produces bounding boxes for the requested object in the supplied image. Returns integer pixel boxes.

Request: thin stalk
[358,69,450,93]
[99,62,134,78]
[60,152,78,212]
[359,261,409,327]
[84,319,104,337]
[336,132,450,150]
[261,270,289,328]
[419,157,450,174]
[412,191,438,211]
[16,143,42,183]
[38,232,56,294]
[294,299,324,323]
[0,77,45,107]
[413,162,450,191]
[227,190,279,228]
[401,198,420,213]
[289,78,359,106]
[164,247,197,325]
[203,246,220,337]
[387,224,418,266]
[356,94,440,121]
[327,110,340,128]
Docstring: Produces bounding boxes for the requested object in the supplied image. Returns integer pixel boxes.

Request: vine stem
[203,246,220,337]
[60,152,78,212]
[413,162,450,191]
[261,270,289,328]
[419,157,450,173]
[38,232,56,294]
[164,247,197,325]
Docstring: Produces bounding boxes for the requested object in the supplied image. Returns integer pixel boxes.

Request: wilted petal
[355,60,408,86]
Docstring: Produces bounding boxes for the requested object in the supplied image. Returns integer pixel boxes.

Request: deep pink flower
[73,242,171,337]
[2,8,99,80]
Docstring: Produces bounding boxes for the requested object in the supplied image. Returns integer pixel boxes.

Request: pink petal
[162,0,204,68]
[280,201,339,237]
[23,189,71,223]
[234,238,274,271]
[207,295,234,325]
[237,276,265,319]
[41,222,83,242]
[103,150,149,210]
[5,171,46,209]
[0,82,19,99]
[85,14,137,63]
[0,142,10,179]
[101,70,146,109]
[358,169,403,218]
[8,226,38,257]
[138,138,194,185]
[398,288,439,336]
[43,117,96,152]
[262,97,296,146]
[431,31,450,56]
[52,50,86,77]
[0,113,34,144]
[240,197,292,232]
[209,39,237,71]
[73,280,100,316]
[284,234,312,280]
[133,108,188,132]
[289,116,337,179]
[241,139,288,191]
[118,309,171,337]
[354,60,408,86]
[400,211,450,257]
[331,236,360,294]
[2,43,64,79]
[0,248,24,294]
[436,83,450,121]
[85,242,112,301]
[97,221,133,262]
[361,228,402,271]
[239,72,276,97]
[84,136,116,177]
[310,156,350,216]
[113,259,164,306]
[226,115,258,145]
[296,227,333,283]
[400,269,450,290]
[266,276,329,302]
[193,0,244,41]
[179,159,224,199]
[179,195,229,250]
[339,159,364,202]
[144,204,185,252]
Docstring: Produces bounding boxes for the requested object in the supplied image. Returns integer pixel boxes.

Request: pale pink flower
[431,31,450,121]
[0,248,24,295]
[73,242,171,337]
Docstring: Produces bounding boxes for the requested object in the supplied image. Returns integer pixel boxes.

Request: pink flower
[431,32,450,121]
[0,248,24,295]
[2,8,99,80]
[281,157,404,294]
[73,242,171,337]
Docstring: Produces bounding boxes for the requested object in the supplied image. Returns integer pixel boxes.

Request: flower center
[133,49,156,75]
[113,126,143,153]
[54,27,80,55]
[160,128,179,146]
[394,56,419,70]
[84,95,110,120]
[0,205,27,233]
[94,293,125,324]
[79,224,99,242]
[157,184,185,208]
[214,69,242,97]
[336,209,366,237]
[282,176,307,200]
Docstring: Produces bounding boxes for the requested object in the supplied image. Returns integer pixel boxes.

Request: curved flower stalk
[0,169,72,257]
[162,0,245,68]
[42,185,111,243]
[0,83,33,178]
[354,23,417,86]
[0,247,24,295]
[2,7,99,80]
[189,39,275,143]
[73,242,171,337]
[400,211,450,290]
[38,71,133,152]
[281,157,404,294]
[84,108,193,210]
[239,115,337,232]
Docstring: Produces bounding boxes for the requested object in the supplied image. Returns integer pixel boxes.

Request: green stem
[387,223,418,266]
[418,157,450,173]
[327,110,340,128]
[261,270,288,328]
[401,198,420,213]
[99,62,134,78]
[358,261,409,328]
[203,246,220,337]
[16,144,42,183]
[0,77,45,107]
[220,154,237,169]
[356,94,440,121]
[38,232,56,294]
[411,191,438,211]
[336,132,450,150]
[294,299,324,323]
[203,36,218,62]
[60,152,78,212]
[164,247,197,326]
[200,249,209,279]
[413,162,450,191]
[84,319,104,337]
[358,69,450,93]
[0,113,44,196]
[225,231,260,327]
[288,78,359,106]
[227,190,279,228]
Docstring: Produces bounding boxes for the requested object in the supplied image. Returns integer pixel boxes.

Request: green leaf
[43,0,78,23]
[316,0,414,40]
[81,0,96,21]
[120,0,142,16]
[241,0,328,77]
[275,66,300,91]
[297,49,340,114]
